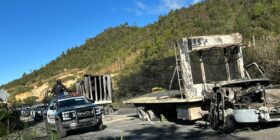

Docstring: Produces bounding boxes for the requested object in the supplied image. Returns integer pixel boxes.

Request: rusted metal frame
[187,33,243,52]
[84,76,90,99]
[221,91,225,124]
[178,38,195,98]
[263,87,267,106]
[173,42,184,99]
[103,75,107,101]
[88,77,93,100]
[169,67,177,90]
[99,76,103,101]
[94,76,98,101]
[224,48,231,81]
[198,51,207,94]
[236,46,246,79]
[108,75,112,101]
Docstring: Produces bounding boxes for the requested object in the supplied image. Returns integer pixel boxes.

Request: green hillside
[2,0,280,101]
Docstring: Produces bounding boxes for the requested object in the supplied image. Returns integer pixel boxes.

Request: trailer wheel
[108,106,114,114]
[138,109,147,121]
[222,115,236,133]
[147,110,159,121]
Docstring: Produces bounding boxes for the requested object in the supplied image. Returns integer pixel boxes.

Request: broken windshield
[245,62,267,79]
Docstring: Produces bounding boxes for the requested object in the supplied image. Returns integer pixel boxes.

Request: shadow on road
[66,125,108,137]
[100,124,251,140]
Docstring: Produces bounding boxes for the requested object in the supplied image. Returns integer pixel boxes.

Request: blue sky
[0,0,201,86]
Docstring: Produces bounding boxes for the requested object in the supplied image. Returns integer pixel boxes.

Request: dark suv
[31,104,46,121]
[43,95,102,138]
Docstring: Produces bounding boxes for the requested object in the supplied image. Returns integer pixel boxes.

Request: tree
[22,73,27,78]
[252,2,265,19]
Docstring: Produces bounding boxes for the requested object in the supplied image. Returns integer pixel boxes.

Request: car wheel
[56,120,67,138]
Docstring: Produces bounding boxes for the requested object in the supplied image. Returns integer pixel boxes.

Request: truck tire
[147,110,159,121]
[108,106,114,114]
[56,121,67,138]
[222,115,236,133]
[138,109,147,121]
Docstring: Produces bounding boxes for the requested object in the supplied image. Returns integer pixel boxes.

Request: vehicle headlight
[93,107,101,115]
[62,110,76,120]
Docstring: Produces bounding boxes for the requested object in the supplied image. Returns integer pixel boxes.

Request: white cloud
[125,8,143,16]
[161,0,187,10]
[136,1,146,10]
[127,0,192,16]
[192,0,203,5]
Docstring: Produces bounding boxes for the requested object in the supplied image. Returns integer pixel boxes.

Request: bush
[0,109,23,137]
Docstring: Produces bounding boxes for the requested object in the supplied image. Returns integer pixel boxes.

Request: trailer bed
[123,90,203,104]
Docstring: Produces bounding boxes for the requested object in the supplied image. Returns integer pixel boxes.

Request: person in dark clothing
[51,79,68,96]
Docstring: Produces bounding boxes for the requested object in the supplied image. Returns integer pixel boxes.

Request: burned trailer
[76,74,114,114]
[124,33,280,131]
[124,33,246,122]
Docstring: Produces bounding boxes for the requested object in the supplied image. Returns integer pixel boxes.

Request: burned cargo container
[77,74,113,114]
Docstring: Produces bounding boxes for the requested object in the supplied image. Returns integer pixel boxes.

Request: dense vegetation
[1,0,280,101]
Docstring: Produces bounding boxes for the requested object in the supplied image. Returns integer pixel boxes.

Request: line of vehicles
[20,104,45,120]
[16,74,114,138]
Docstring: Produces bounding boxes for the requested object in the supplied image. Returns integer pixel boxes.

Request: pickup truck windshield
[58,98,88,108]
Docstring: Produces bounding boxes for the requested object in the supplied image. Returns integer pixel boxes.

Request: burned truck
[124,33,280,131]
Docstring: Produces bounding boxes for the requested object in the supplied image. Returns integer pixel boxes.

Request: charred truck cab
[44,95,102,138]
[124,33,280,132]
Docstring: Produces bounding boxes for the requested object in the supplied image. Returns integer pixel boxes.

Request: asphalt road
[63,117,280,140]
[17,109,280,140]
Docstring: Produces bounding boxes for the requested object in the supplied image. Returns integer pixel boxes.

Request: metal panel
[84,76,90,99]
[187,33,243,51]
[233,109,259,123]
[99,76,103,101]
[94,76,98,102]
[237,47,245,79]
[108,75,112,101]
[178,39,196,98]
[103,75,107,101]
[88,77,93,100]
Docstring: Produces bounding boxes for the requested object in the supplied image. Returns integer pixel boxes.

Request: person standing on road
[51,79,69,97]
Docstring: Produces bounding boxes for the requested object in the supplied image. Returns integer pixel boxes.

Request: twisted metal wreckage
[124,33,280,132]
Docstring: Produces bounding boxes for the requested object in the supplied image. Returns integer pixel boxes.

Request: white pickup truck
[43,95,103,138]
